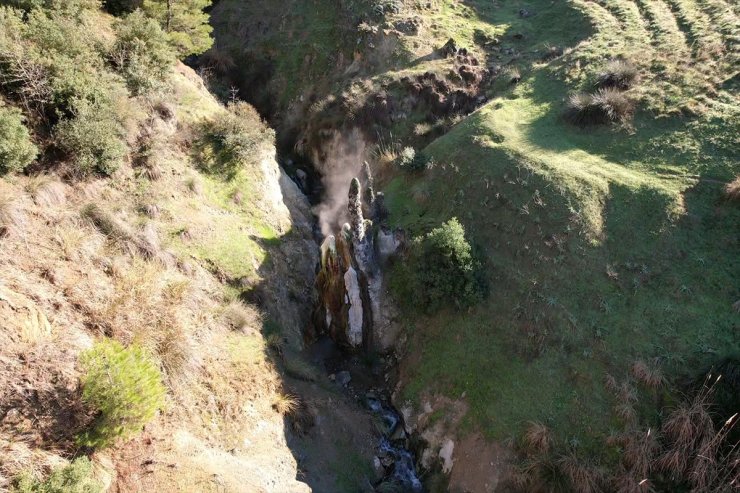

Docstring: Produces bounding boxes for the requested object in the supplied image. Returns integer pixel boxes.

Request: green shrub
[0,4,130,174]
[112,10,174,94]
[142,0,212,57]
[397,146,432,171]
[12,458,101,493]
[195,101,274,176]
[0,103,38,174]
[396,218,486,311]
[55,99,127,175]
[78,339,166,448]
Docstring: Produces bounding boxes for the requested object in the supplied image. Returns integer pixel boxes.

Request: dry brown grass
[92,259,194,383]
[631,359,664,389]
[25,176,67,208]
[557,452,603,493]
[0,193,26,238]
[523,421,553,455]
[272,392,299,416]
[222,300,262,332]
[725,176,740,202]
[621,429,659,477]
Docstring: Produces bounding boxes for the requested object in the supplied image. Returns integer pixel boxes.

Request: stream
[307,335,424,492]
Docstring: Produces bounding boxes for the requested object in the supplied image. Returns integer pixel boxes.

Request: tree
[409,217,485,311]
[142,0,212,57]
[112,9,174,94]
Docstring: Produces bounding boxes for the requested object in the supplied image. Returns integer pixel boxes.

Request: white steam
[312,128,369,236]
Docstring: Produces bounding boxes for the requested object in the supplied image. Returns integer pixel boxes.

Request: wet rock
[344,266,363,347]
[373,456,385,481]
[295,169,308,190]
[336,370,352,387]
[376,228,399,262]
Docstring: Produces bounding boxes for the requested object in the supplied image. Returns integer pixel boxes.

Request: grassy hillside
[384,0,738,465]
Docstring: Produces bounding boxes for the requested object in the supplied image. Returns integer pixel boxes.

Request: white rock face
[439,439,455,474]
[344,266,364,347]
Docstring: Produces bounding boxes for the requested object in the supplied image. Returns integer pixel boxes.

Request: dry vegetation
[0,63,311,491]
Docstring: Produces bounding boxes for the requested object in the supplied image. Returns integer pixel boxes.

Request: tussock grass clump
[81,204,131,244]
[222,301,262,332]
[556,453,603,493]
[272,392,299,416]
[631,359,664,389]
[12,457,102,493]
[26,176,67,207]
[595,59,639,90]
[78,339,166,448]
[565,88,634,126]
[0,194,26,238]
[725,176,740,202]
[522,421,553,455]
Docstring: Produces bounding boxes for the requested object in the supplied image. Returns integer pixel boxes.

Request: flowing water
[307,336,424,491]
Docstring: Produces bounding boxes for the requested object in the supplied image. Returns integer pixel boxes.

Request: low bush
[111,10,174,94]
[12,457,102,493]
[195,101,274,176]
[55,99,127,175]
[565,88,634,126]
[78,339,166,448]
[396,218,486,311]
[397,146,432,171]
[594,59,638,90]
[0,103,37,174]
[142,0,213,57]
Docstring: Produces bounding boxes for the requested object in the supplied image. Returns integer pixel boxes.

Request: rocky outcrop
[315,174,401,351]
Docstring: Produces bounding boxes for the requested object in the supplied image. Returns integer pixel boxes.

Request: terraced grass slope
[385,0,739,458]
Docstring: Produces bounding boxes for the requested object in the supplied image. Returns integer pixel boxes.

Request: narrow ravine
[290,150,425,491]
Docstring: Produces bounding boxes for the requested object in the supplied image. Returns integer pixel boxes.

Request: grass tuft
[565,88,634,126]
[523,421,553,455]
[222,301,262,332]
[272,392,299,416]
[594,59,639,90]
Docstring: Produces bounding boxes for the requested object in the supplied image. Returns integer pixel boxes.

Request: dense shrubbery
[195,101,274,176]
[112,10,174,94]
[394,218,486,311]
[0,0,195,175]
[12,458,102,493]
[55,99,128,175]
[142,0,212,56]
[78,339,165,448]
[0,102,37,174]
[0,3,129,174]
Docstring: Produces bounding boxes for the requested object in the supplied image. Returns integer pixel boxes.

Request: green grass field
[385,0,739,457]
